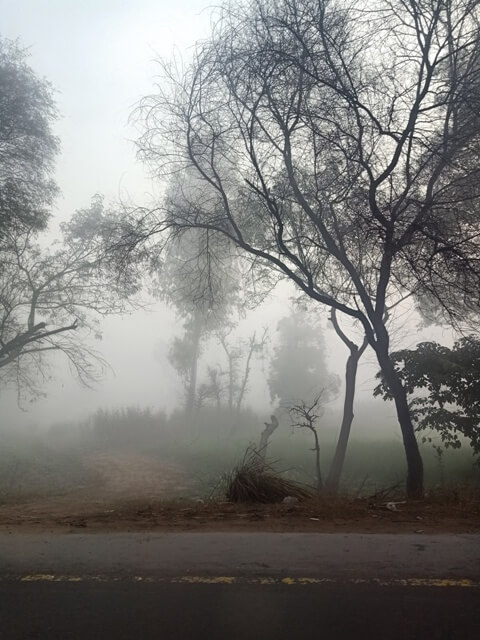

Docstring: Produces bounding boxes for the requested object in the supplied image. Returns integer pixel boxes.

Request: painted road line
[5,575,479,587]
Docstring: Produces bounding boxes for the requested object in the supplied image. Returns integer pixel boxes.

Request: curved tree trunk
[325,348,362,493]
[325,309,367,494]
[258,415,279,461]
[374,335,424,499]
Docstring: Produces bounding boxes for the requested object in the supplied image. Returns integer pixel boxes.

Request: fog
[1,0,478,508]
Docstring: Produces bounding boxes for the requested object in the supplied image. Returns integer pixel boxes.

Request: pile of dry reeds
[224,447,314,503]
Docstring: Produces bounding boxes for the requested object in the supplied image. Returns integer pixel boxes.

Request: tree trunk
[375,339,424,499]
[185,355,198,416]
[258,415,279,461]
[326,309,367,494]
[227,353,234,411]
[312,429,322,493]
[325,348,362,494]
[235,334,256,413]
[185,313,203,416]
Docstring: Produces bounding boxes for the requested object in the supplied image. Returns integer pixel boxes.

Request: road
[1,532,479,639]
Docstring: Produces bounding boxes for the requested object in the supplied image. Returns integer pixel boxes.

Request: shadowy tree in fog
[208,327,268,413]
[0,38,58,245]
[269,308,338,409]
[325,309,368,493]
[129,0,480,497]
[0,198,137,403]
[375,337,480,459]
[161,226,240,415]
[0,40,138,402]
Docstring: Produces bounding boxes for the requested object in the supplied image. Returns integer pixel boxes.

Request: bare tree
[217,327,268,412]
[0,200,136,403]
[289,396,324,493]
[130,0,480,497]
[159,226,240,414]
[325,309,368,493]
[235,329,268,413]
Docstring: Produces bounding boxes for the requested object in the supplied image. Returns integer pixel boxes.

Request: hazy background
[0,0,459,442]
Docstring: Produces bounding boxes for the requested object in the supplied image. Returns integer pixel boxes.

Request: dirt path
[0,451,197,529]
[0,451,479,534]
[82,452,194,498]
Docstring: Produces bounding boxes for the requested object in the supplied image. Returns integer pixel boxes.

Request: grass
[223,447,314,503]
[1,405,479,503]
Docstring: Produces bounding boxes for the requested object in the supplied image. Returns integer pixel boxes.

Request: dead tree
[132,0,480,497]
[289,397,324,493]
[258,414,279,462]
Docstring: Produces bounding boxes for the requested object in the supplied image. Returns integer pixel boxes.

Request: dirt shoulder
[2,451,478,534]
[1,495,479,535]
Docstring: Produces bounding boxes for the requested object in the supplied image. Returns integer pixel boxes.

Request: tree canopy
[374,338,480,458]
[0,198,137,403]
[0,38,58,242]
[111,0,480,496]
[269,308,338,409]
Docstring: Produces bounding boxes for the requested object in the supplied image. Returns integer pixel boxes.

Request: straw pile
[224,447,314,503]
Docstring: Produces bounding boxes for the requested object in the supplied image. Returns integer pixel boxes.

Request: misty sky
[1,0,455,431]
[1,0,215,427]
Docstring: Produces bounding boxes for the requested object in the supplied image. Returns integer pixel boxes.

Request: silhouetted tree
[127,0,480,497]
[374,337,480,459]
[325,309,368,493]
[161,227,240,414]
[289,396,324,492]
[0,198,137,403]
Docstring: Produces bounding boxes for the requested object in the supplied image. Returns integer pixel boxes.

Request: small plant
[224,446,314,503]
[289,395,324,492]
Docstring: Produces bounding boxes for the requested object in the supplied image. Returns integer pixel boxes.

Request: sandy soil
[0,451,479,534]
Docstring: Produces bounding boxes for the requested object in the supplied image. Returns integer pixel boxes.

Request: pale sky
[0,0,220,427]
[1,0,212,215]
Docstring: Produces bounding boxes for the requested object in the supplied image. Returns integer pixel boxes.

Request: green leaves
[375,338,480,457]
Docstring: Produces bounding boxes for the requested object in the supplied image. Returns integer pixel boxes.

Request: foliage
[374,338,480,457]
[128,0,480,496]
[89,406,168,449]
[0,198,137,402]
[159,226,242,411]
[269,309,338,408]
[0,37,58,242]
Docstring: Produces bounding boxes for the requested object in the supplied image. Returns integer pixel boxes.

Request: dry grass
[224,447,315,503]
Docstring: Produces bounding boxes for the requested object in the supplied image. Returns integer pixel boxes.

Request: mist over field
[1,0,480,512]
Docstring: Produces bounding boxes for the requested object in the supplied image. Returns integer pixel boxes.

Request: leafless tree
[289,396,324,493]
[131,0,480,497]
[217,327,268,412]
[0,201,136,403]
[161,227,240,415]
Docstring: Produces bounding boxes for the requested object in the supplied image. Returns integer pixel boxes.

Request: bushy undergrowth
[0,431,89,502]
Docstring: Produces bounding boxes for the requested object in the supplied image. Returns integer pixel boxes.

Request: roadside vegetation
[2,1,480,528]
[1,405,478,506]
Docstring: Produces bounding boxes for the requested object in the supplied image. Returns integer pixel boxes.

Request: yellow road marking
[12,575,480,587]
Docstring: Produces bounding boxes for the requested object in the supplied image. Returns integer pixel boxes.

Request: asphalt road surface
[1,533,479,639]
